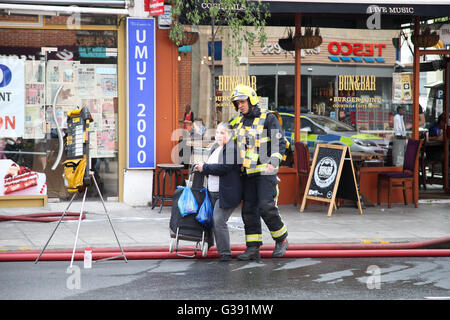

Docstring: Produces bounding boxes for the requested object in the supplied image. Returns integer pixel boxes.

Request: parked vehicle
[279,112,389,155]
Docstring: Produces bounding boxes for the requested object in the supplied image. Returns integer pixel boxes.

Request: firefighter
[230,84,289,260]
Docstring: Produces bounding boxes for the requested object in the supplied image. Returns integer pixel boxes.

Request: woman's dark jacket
[202,140,242,209]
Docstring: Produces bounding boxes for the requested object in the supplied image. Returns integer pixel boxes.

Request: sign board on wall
[0,58,24,138]
[127,18,156,169]
[144,0,165,16]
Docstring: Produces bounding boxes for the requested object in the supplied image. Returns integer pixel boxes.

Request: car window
[281,115,295,132]
[301,117,326,135]
[308,115,354,132]
[300,118,312,129]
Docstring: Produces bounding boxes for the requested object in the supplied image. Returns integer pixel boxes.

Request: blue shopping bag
[177,186,198,217]
[196,188,213,228]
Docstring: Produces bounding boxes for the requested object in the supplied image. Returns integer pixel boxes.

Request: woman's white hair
[216,122,233,134]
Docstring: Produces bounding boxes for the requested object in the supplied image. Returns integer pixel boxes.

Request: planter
[176,31,199,46]
[294,35,322,49]
[411,34,440,48]
[278,38,295,51]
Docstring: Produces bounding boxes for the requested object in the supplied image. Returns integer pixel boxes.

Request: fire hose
[1,249,450,262]
[0,212,85,223]
[1,236,449,262]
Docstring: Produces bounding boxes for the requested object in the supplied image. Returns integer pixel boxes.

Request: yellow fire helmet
[231,84,260,110]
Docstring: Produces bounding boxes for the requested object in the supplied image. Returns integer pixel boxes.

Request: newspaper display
[24,60,45,139]
[22,61,118,158]
[89,65,118,158]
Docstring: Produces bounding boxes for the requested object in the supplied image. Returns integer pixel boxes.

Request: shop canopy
[0,0,128,15]
[260,0,450,28]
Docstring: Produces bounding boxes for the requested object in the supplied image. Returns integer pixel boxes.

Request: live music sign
[144,0,164,16]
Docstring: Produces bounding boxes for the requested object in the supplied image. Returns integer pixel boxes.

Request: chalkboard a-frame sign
[300,144,362,216]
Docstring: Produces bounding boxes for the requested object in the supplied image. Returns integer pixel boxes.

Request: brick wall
[0,28,77,47]
[178,51,192,126]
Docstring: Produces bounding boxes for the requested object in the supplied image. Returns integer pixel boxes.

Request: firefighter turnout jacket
[232,105,288,247]
[232,106,287,176]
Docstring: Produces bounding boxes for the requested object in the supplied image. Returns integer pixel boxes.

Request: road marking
[18,246,33,251]
[358,238,390,244]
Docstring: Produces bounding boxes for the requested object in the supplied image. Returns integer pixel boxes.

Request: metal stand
[35,171,127,266]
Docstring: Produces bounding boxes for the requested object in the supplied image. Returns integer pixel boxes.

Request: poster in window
[392,72,413,104]
[24,61,45,139]
[46,61,80,106]
[78,65,96,98]
[0,57,25,138]
[0,159,47,196]
[24,105,45,139]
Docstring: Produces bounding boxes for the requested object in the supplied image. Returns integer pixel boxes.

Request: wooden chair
[294,141,310,206]
[377,139,423,208]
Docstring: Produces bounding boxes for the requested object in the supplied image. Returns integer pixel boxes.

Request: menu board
[300,144,362,216]
[22,61,118,158]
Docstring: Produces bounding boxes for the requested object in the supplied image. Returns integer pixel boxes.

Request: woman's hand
[195,163,204,172]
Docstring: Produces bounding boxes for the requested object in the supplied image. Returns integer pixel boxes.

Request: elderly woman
[195,122,242,261]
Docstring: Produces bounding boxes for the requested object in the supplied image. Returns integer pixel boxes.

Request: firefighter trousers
[241,174,288,247]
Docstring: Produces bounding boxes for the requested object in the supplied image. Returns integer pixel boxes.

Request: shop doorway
[419,58,450,198]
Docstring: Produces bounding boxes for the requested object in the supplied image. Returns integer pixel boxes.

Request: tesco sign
[328,42,386,56]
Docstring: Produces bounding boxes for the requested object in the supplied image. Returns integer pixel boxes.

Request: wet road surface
[1,257,449,300]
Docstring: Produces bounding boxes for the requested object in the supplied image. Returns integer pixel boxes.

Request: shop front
[174,1,450,205]
[2,1,448,208]
[0,6,124,207]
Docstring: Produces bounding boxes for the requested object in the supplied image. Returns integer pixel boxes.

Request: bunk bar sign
[127,18,156,169]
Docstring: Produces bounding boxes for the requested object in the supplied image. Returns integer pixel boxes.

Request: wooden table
[350,151,385,207]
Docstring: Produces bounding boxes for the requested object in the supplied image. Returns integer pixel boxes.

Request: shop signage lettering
[366,6,414,14]
[261,43,320,55]
[0,59,24,138]
[200,2,245,11]
[328,42,386,56]
[145,0,165,16]
[338,75,376,91]
[262,44,282,55]
[332,96,382,109]
[218,75,256,92]
[127,18,156,169]
[216,75,257,108]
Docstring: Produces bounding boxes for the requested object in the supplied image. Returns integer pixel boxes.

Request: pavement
[1,197,450,253]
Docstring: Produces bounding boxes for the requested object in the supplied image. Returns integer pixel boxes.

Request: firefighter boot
[236,246,260,261]
[272,239,289,258]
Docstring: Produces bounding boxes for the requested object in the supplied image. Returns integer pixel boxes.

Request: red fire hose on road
[1,236,449,262]
[1,248,450,262]
[0,213,85,223]
[3,236,450,255]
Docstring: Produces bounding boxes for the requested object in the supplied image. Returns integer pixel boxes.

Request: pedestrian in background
[392,106,407,166]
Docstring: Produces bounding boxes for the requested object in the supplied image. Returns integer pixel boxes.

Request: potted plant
[411,26,440,48]
[177,31,199,46]
[294,26,322,49]
[278,28,295,51]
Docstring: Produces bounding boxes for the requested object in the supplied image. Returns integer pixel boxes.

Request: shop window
[255,75,276,109]
[208,41,222,61]
[0,26,118,200]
